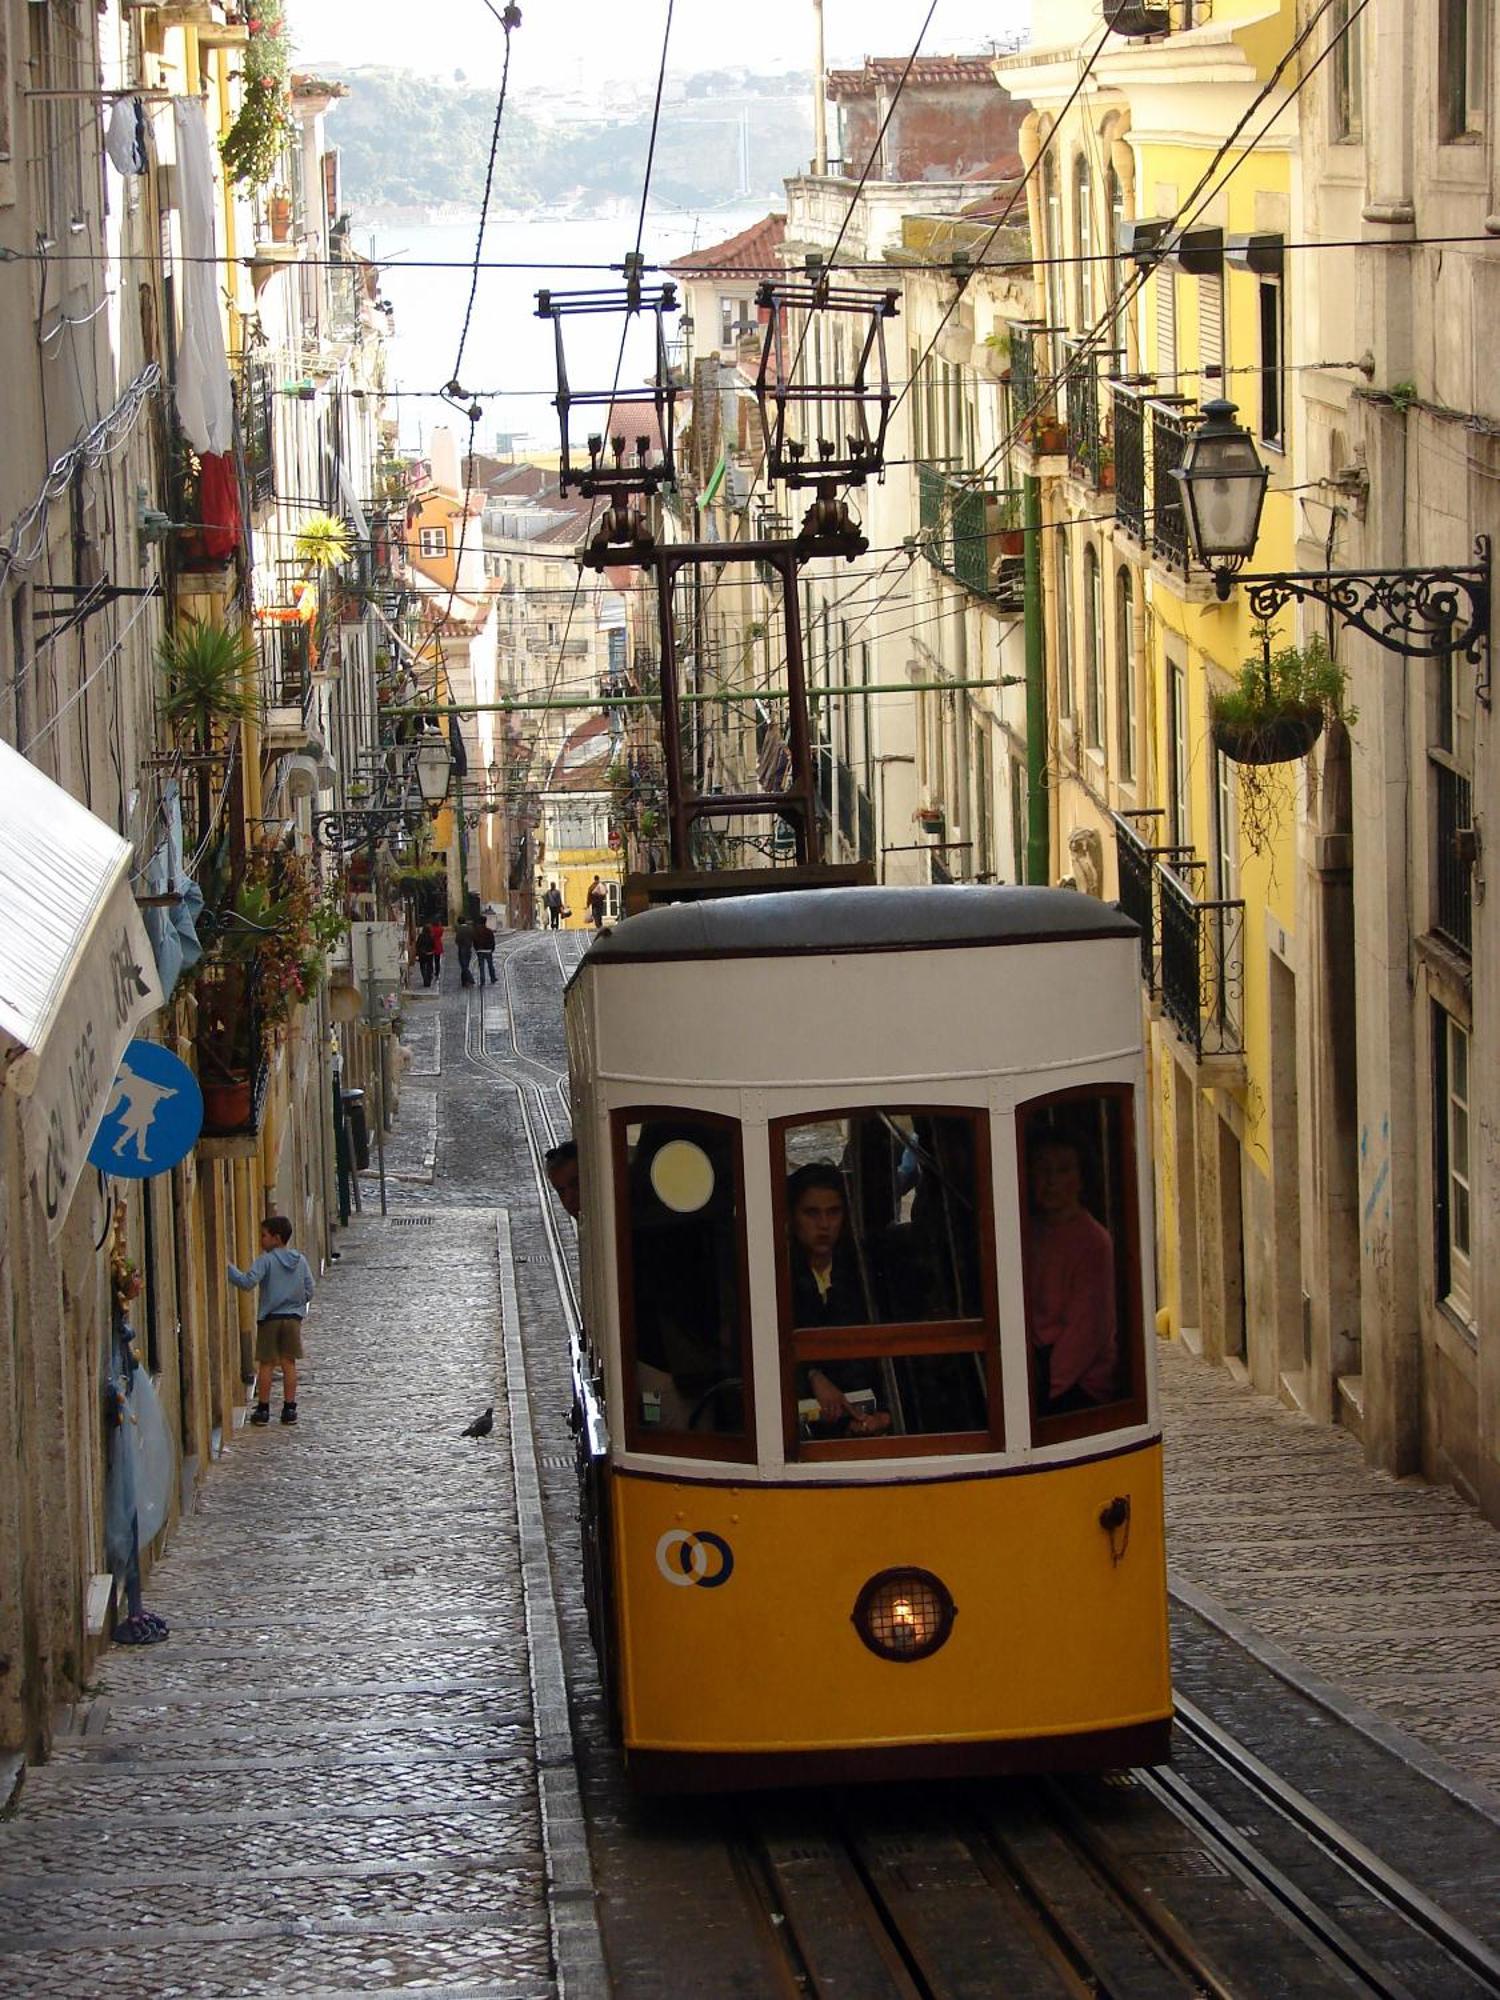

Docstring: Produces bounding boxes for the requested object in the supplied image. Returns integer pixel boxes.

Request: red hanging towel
[196,451,242,561]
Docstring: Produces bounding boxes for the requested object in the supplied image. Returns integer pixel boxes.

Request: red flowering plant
[221,0,293,190]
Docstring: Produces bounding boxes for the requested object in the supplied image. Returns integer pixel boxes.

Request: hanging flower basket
[1209,631,1353,768]
[1211,705,1325,767]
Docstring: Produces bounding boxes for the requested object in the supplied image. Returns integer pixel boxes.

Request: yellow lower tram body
[602,1439,1173,1791]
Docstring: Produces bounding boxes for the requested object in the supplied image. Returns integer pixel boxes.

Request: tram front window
[777,1110,999,1452]
[616,1114,750,1451]
[1020,1088,1145,1438]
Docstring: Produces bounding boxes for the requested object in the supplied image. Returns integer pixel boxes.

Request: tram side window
[1020,1089,1145,1436]
[777,1109,999,1450]
[616,1115,749,1449]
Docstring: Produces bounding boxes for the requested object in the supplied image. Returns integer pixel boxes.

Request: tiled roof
[666,213,785,278]
[827,56,998,96]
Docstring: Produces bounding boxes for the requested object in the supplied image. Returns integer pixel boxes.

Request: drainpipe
[1023,474,1049,885]
[812,0,828,174]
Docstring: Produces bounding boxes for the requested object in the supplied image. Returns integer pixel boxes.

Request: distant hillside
[323,68,812,214]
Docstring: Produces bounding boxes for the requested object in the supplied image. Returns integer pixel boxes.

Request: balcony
[1111,381,1203,580]
[916,465,1022,603]
[1432,757,1474,955]
[238,357,276,514]
[1009,325,1066,459]
[1159,858,1245,1063]
[1111,809,1194,997]
[1103,0,1211,30]
[257,617,315,749]
[1062,340,1120,494]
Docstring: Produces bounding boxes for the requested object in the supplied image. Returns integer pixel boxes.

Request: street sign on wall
[87,1039,203,1178]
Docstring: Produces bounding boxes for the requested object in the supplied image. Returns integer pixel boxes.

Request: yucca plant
[294,512,351,572]
[158,617,258,749]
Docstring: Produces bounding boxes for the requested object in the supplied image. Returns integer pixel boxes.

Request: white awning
[0,740,164,1239]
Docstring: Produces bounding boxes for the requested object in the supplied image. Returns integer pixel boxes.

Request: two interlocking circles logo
[655,1528,735,1588]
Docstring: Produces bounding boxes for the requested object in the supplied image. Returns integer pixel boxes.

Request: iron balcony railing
[916,463,1016,600]
[239,358,276,512]
[1433,756,1474,954]
[1110,381,1200,574]
[1063,340,1120,491]
[1008,324,1057,431]
[1159,857,1245,1060]
[1110,809,1194,996]
[1149,397,1196,574]
[257,618,314,717]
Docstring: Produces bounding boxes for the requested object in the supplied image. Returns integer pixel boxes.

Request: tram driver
[786,1164,892,1438]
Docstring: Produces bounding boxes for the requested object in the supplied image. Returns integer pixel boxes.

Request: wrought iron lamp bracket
[313,806,424,854]
[1222,536,1491,699]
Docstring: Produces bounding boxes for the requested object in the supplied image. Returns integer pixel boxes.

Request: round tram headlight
[851,1568,956,1663]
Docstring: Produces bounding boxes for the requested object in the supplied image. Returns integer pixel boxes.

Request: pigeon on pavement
[461,1406,494,1439]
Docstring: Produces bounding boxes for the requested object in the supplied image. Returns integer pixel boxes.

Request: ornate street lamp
[1172,399,1492,681]
[1168,400,1268,596]
[413,732,453,810]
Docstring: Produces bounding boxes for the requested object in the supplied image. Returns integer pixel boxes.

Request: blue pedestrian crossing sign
[87,1039,203,1179]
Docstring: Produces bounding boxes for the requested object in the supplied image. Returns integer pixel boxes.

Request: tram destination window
[774,1108,1001,1456]
[614,1113,753,1458]
[1019,1088,1147,1442]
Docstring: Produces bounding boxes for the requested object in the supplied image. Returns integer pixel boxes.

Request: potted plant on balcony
[1099,444,1117,493]
[995,492,1025,557]
[916,803,946,837]
[194,846,348,1131]
[294,512,351,573]
[1210,630,1352,767]
[1024,412,1068,456]
[220,0,292,190]
[158,616,258,753]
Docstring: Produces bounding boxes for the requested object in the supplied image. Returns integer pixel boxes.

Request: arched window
[1105,162,1125,337]
[1042,148,1065,335]
[1056,535,1075,725]
[1115,566,1137,781]
[1074,155,1096,331]
[1083,544,1104,750]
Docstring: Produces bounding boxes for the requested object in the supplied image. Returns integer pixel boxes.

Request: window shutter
[1155,270,1177,383]
[1198,273,1225,393]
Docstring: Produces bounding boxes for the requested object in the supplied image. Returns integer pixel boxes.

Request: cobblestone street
[0,984,555,1997]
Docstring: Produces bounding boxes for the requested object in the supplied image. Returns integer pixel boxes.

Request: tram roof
[579,885,1137,971]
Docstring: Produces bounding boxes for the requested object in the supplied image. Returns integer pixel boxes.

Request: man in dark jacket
[455,916,475,986]
[472,914,497,984]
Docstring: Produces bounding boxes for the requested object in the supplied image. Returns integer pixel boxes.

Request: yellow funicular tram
[539,263,1170,1788]
[564,885,1172,1790]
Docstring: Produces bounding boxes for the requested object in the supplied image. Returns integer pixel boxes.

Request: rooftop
[666,213,786,279]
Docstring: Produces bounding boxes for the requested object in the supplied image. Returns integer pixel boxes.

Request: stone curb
[497,1211,610,2000]
[1171,1571,1500,1830]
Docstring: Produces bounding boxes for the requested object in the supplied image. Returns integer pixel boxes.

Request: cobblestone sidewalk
[1160,1337,1500,1804]
[0,1210,552,1998]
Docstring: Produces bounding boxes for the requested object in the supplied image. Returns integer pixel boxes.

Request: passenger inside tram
[622,1119,745,1436]
[1022,1122,1121,1416]
[782,1111,990,1441]
[786,1164,892,1437]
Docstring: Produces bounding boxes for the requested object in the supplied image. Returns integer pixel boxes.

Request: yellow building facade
[1003,1,1310,1392]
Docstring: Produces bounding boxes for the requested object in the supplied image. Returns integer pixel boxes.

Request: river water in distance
[359,204,768,453]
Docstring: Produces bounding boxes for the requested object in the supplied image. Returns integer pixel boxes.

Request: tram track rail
[486,931,1500,2000]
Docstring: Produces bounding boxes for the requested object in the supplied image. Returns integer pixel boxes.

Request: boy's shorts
[255,1316,305,1364]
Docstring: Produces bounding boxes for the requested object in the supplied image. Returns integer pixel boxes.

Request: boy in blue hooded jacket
[229,1215,315,1426]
